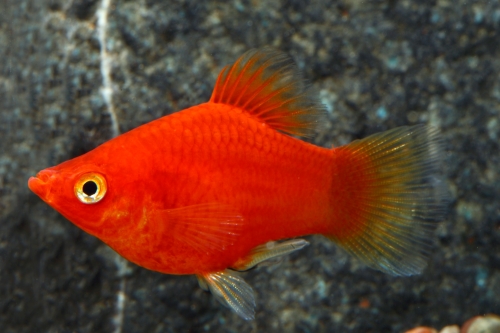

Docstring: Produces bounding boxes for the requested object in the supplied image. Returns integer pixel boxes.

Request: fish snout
[28,169,57,202]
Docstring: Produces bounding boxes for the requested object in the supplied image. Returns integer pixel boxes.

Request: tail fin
[327,125,450,276]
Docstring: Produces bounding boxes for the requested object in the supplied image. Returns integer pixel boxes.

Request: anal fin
[197,239,308,320]
[198,270,255,320]
[232,239,309,271]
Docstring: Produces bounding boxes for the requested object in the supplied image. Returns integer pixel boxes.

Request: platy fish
[29,48,449,320]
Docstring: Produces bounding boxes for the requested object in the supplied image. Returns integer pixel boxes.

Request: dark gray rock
[1,0,499,332]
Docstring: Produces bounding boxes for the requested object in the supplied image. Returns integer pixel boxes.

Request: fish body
[48,103,332,274]
[29,48,449,319]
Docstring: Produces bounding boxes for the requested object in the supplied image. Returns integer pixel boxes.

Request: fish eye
[74,173,107,204]
[83,181,98,196]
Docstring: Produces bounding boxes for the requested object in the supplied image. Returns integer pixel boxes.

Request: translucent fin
[152,203,244,256]
[232,239,309,271]
[199,270,255,320]
[197,275,209,291]
[327,125,450,276]
[210,47,325,137]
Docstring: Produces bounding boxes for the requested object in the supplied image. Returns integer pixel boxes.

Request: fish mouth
[28,169,57,202]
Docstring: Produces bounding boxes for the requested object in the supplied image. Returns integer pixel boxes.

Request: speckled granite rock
[1,0,499,332]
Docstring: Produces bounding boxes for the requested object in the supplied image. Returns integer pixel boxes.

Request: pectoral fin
[151,203,244,257]
[198,270,255,320]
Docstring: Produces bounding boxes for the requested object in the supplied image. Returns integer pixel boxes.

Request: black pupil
[82,181,98,196]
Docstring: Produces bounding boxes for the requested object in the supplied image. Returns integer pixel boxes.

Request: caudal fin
[327,125,450,276]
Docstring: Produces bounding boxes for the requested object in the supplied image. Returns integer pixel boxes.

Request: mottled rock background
[1,0,500,332]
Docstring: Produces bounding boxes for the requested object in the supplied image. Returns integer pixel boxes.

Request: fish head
[28,151,135,237]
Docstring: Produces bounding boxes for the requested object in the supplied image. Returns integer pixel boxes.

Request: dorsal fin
[210,48,325,137]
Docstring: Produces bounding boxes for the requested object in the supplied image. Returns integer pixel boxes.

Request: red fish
[28,48,449,320]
